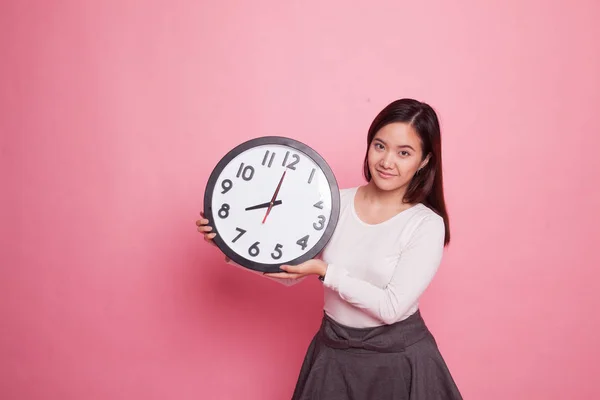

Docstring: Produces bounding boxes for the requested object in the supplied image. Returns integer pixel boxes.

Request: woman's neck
[361,181,412,210]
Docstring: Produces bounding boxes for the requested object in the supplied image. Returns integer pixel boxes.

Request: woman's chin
[372,177,403,191]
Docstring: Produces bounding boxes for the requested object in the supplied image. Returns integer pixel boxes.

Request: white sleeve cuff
[322,263,347,291]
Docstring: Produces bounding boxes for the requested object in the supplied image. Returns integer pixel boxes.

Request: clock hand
[245,200,282,211]
[262,170,286,224]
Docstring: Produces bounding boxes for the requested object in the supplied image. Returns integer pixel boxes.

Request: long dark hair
[362,98,451,246]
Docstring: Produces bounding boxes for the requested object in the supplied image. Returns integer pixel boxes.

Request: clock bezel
[203,136,341,273]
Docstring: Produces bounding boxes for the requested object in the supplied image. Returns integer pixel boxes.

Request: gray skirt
[291,310,463,400]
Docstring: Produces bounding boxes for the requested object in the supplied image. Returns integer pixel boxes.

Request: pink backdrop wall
[2,1,599,399]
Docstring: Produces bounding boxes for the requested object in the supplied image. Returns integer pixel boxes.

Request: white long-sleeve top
[227,186,446,328]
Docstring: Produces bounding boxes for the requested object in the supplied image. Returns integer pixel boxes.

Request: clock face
[203,136,340,273]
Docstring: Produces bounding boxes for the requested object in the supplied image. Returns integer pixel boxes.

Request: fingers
[196,218,209,226]
[197,224,213,233]
[279,264,300,273]
[196,212,213,233]
[204,233,217,246]
[197,211,217,245]
[197,211,210,225]
[264,272,304,279]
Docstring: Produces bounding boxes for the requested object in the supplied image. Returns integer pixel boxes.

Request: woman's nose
[381,152,394,168]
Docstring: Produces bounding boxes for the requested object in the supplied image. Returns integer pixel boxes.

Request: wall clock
[203,136,340,273]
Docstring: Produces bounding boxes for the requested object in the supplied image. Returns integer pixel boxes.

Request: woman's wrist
[318,260,328,281]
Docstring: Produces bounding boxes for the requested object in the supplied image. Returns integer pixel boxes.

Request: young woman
[197,98,463,399]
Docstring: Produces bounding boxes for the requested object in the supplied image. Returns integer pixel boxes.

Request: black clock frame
[203,136,341,273]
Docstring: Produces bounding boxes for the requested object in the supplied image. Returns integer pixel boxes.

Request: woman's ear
[419,153,432,171]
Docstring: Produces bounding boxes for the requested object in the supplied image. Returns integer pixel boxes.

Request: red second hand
[262,170,286,224]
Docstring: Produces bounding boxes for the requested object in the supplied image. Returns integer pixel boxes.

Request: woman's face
[367,122,430,193]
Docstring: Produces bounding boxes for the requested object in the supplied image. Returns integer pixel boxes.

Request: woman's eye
[374,143,384,149]
[399,151,410,156]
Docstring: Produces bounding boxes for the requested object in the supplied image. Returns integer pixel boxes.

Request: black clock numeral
[288,154,300,170]
[282,151,289,167]
[236,162,255,181]
[308,168,315,184]
[282,151,300,170]
[248,241,260,257]
[262,150,275,167]
[271,243,283,260]
[313,201,324,209]
[296,235,309,251]
[313,215,326,231]
[218,203,230,218]
[221,179,233,194]
[232,227,246,243]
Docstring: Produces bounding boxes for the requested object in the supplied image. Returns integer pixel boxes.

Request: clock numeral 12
[282,151,300,170]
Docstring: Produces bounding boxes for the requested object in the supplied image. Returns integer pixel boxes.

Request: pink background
[2,1,599,399]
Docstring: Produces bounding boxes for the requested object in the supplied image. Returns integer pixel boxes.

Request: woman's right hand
[196,211,217,247]
[196,211,232,262]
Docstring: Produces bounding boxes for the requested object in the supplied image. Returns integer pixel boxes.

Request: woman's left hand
[265,259,327,280]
